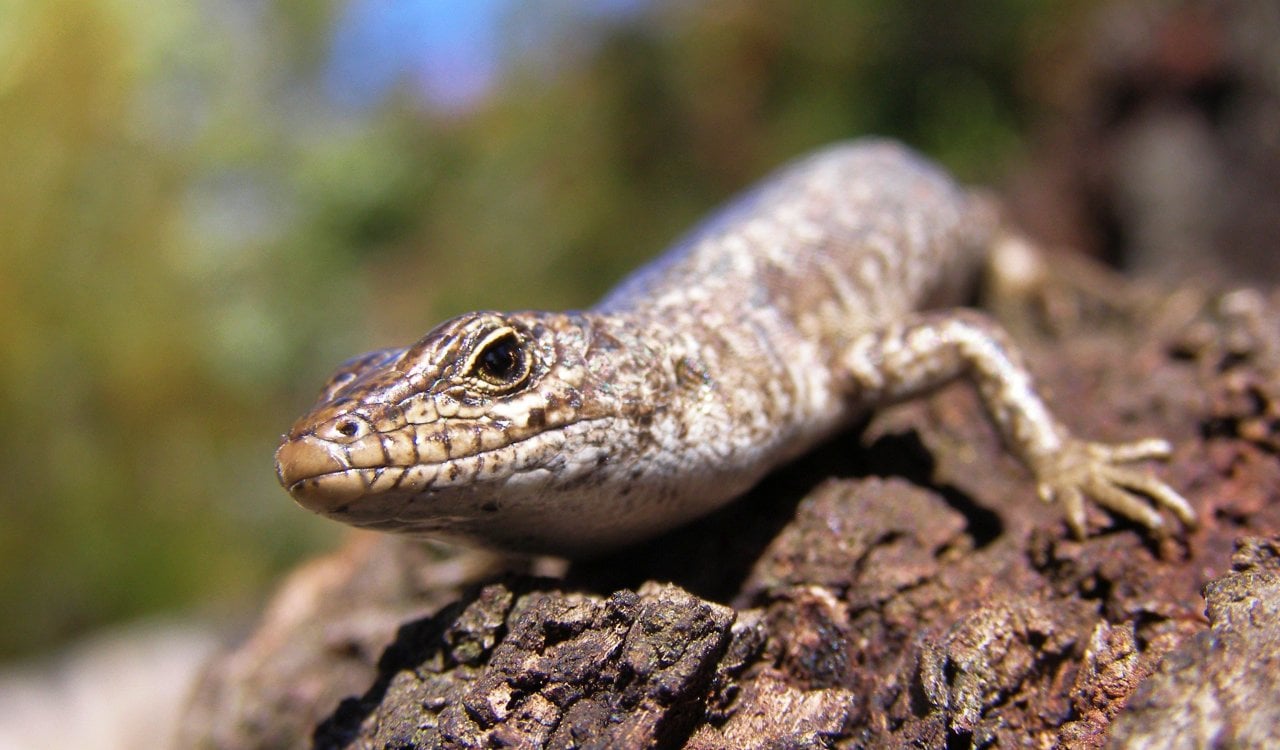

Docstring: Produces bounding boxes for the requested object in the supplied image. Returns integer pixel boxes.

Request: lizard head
[274,310,689,554]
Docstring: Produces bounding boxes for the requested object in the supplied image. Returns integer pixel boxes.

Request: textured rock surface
[316,582,738,749]
[1107,538,1280,749]
[183,266,1280,748]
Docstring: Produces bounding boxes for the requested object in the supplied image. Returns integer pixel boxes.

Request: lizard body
[275,139,1193,555]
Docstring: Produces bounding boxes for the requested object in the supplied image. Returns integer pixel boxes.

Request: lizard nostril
[335,420,359,438]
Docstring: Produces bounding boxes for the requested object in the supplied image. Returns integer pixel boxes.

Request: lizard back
[597,139,995,349]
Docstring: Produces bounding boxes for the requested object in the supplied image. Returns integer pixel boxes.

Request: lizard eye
[466,327,531,392]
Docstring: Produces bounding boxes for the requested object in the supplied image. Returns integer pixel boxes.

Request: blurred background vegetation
[0,0,1115,659]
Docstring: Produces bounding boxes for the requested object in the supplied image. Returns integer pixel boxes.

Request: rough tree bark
[180,257,1280,749]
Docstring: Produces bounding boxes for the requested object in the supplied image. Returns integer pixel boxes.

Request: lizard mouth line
[277,417,615,493]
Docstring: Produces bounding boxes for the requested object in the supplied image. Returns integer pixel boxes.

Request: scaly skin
[275,139,1194,556]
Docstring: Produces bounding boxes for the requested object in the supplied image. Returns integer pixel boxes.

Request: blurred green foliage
[0,0,1091,657]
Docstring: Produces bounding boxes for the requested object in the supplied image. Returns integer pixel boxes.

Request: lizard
[274,138,1195,557]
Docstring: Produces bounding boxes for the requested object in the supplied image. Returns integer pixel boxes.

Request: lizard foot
[1035,438,1196,538]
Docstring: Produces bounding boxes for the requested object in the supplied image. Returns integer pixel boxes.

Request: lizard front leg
[840,308,1196,537]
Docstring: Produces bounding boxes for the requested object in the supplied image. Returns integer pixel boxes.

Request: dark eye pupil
[479,337,520,381]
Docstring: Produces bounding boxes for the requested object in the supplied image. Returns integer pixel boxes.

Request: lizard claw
[1035,438,1196,539]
